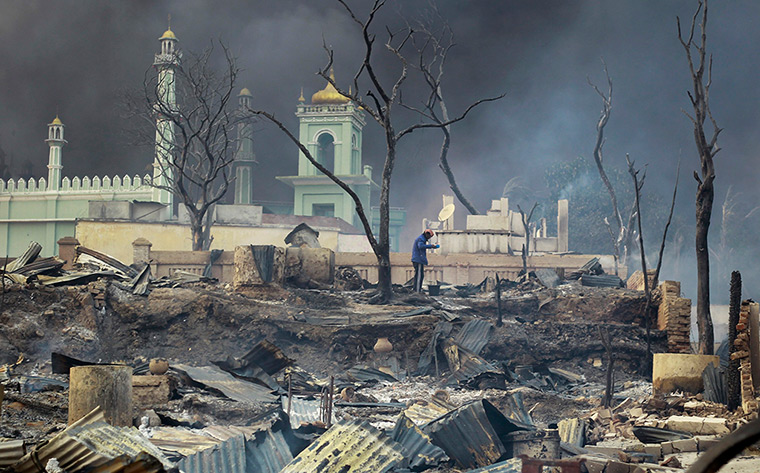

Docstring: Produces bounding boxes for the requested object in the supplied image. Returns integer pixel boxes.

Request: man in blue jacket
[412,229,439,292]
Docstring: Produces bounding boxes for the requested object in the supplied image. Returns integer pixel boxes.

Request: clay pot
[340,386,355,402]
[149,358,169,375]
[373,337,393,354]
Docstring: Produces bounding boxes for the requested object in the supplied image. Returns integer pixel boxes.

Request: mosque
[0,23,406,258]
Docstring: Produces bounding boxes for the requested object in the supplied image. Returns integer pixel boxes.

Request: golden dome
[51,116,63,125]
[239,87,252,97]
[159,28,177,41]
[311,68,350,105]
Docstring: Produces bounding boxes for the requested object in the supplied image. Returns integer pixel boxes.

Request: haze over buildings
[1,0,759,298]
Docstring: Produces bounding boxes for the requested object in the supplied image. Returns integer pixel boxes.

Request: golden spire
[51,115,63,125]
[311,67,350,105]
[298,87,305,103]
[159,14,177,40]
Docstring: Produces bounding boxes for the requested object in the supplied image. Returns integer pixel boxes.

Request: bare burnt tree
[653,160,681,289]
[405,8,502,215]
[626,155,652,369]
[124,41,241,251]
[517,203,538,274]
[588,62,637,275]
[678,0,721,354]
[252,0,500,301]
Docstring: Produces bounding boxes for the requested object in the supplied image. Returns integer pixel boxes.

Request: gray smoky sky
[1,1,759,298]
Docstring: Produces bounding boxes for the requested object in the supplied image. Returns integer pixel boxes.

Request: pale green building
[276,70,406,251]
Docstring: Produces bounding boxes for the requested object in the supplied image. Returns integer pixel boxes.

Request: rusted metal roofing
[149,428,221,457]
[390,414,448,470]
[172,363,277,404]
[203,425,264,442]
[280,420,405,473]
[246,423,301,473]
[282,396,321,429]
[423,399,529,470]
[178,435,247,473]
[444,352,501,386]
[179,415,303,473]
[12,408,173,473]
[403,398,455,426]
[454,319,493,355]
[0,440,25,467]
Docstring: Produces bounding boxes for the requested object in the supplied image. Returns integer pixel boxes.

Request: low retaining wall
[334,252,621,285]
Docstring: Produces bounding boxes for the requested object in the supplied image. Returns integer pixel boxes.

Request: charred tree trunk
[599,327,615,408]
[727,270,741,410]
[678,0,721,355]
[696,178,715,353]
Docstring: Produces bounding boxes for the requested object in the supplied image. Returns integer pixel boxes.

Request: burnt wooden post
[495,273,503,327]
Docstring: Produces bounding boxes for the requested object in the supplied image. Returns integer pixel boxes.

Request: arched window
[55,128,60,139]
[351,134,359,174]
[316,133,335,173]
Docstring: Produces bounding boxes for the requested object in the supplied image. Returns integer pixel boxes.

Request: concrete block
[133,375,170,407]
[670,438,698,453]
[697,436,720,452]
[643,445,661,460]
[660,442,673,455]
[666,415,729,435]
[605,460,635,473]
[653,354,720,395]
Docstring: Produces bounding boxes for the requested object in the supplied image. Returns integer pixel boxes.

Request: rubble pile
[1,246,760,471]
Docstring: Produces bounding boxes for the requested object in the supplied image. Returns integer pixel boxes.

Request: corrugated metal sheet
[281,396,321,429]
[203,425,264,442]
[173,364,277,404]
[179,415,303,473]
[280,420,405,473]
[423,400,529,470]
[13,408,173,473]
[179,435,247,473]
[444,353,501,386]
[87,452,166,473]
[579,274,624,287]
[237,340,293,376]
[149,428,221,457]
[403,399,454,426]
[245,424,300,473]
[465,457,522,472]
[0,440,25,467]
[65,422,173,471]
[390,414,448,469]
[13,407,106,473]
[454,319,493,355]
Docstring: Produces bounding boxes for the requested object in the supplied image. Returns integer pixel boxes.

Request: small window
[312,203,334,217]
[55,128,60,139]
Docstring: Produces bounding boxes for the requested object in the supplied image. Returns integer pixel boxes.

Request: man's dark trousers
[413,262,424,292]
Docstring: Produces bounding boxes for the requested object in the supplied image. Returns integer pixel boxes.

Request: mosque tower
[152,19,179,216]
[45,116,66,191]
[234,88,257,205]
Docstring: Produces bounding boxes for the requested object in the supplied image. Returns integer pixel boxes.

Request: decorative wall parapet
[0,174,153,195]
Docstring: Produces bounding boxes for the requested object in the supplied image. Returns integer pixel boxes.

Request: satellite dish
[438,203,455,222]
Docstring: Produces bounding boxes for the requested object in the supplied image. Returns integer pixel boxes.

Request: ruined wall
[656,281,691,354]
[335,252,621,285]
[733,301,758,415]
[76,220,343,263]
